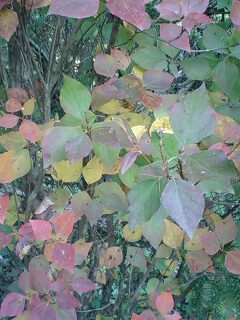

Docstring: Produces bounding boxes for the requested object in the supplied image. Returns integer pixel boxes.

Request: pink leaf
[215,214,237,246]
[225,250,240,275]
[6,87,28,103]
[186,250,213,273]
[52,210,75,241]
[199,231,220,255]
[155,290,174,315]
[231,0,240,29]
[0,194,9,224]
[48,0,99,19]
[142,69,174,92]
[19,119,38,143]
[19,222,35,241]
[182,13,212,32]
[106,0,152,31]
[121,151,138,174]
[160,23,182,42]
[0,293,25,317]
[0,114,19,128]
[155,0,182,21]
[170,31,190,50]
[0,231,13,248]
[52,243,75,273]
[5,97,22,112]
[31,300,57,320]
[110,49,131,70]
[164,311,182,320]
[0,0,13,9]
[0,8,19,41]
[94,52,118,78]
[181,0,210,15]
[56,290,80,310]
[30,219,52,241]
[72,276,96,294]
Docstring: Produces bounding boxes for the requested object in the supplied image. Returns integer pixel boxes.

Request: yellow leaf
[131,125,146,140]
[132,65,145,80]
[159,259,180,278]
[150,116,173,134]
[52,160,82,183]
[122,224,142,242]
[102,158,121,175]
[163,219,184,249]
[22,97,35,115]
[0,151,14,183]
[98,99,129,114]
[121,112,151,128]
[12,149,31,180]
[82,156,103,185]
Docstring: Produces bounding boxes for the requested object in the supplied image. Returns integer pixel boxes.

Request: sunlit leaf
[82,156,103,185]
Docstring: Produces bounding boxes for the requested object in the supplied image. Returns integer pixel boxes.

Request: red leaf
[139,91,162,109]
[71,276,96,294]
[19,119,38,143]
[199,231,220,255]
[0,194,9,224]
[106,0,152,31]
[6,87,28,103]
[5,97,22,112]
[121,151,138,174]
[30,219,52,241]
[52,210,75,241]
[56,290,80,310]
[155,291,174,315]
[0,114,19,128]
[0,231,13,248]
[48,0,99,19]
[142,69,174,92]
[0,293,25,317]
[225,251,240,275]
[52,243,75,273]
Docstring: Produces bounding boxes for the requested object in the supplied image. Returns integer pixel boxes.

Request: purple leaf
[94,52,118,78]
[161,179,205,238]
[0,293,25,317]
[106,0,152,31]
[56,290,79,310]
[142,70,174,92]
[121,151,138,174]
[65,133,92,163]
[48,0,99,19]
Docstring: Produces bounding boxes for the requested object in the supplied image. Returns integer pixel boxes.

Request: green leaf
[202,24,228,50]
[170,85,215,145]
[128,178,165,227]
[131,45,167,70]
[60,75,91,119]
[93,143,120,168]
[181,54,218,80]
[212,60,240,100]
[183,150,238,183]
